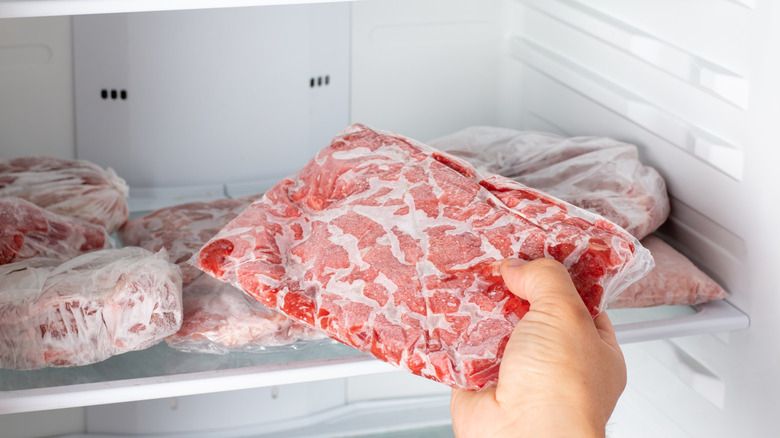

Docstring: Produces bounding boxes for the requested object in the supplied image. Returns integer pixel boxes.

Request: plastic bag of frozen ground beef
[427,126,670,240]
[195,124,654,390]
[0,156,129,233]
[0,247,182,370]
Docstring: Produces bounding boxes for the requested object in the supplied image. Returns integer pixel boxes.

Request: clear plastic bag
[0,247,182,370]
[166,275,329,354]
[196,124,654,390]
[0,156,129,233]
[608,235,727,308]
[1,197,111,265]
[428,126,670,239]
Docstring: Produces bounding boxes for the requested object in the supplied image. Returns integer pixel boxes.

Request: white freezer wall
[1,0,780,437]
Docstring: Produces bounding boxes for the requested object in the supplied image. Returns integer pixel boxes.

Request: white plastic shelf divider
[0,0,363,19]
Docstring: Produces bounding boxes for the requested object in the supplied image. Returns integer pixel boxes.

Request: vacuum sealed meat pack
[1,197,111,265]
[428,126,670,240]
[0,247,182,370]
[0,156,129,233]
[195,124,653,390]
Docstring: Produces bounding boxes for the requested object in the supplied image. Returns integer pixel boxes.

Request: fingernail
[503,258,527,269]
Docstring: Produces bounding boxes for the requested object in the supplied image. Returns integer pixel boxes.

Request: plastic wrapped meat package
[0,156,129,233]
[196,124,654,390]
[609,235,727,308]
[1,197,111,265]
[167,274,328,354]
[0,247,182,370]
[119,196,328,354]
[427,126,670,240]
[119,196,262,286]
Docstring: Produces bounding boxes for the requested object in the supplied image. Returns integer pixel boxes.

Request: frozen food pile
[195,124,654,390]
[0,123,729,374]
[118,198,328,354]
[0,157,187,370]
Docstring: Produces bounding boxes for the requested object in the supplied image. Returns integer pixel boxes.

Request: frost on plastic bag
[428,127,670,239]
[119,195,262,286]
[195,124,654,390]
[119,196,327,354]
[609,235,727,308]
[0,247,182,370]
[1,197,111,265]
[0,156,130,234]
[166,275,329,354]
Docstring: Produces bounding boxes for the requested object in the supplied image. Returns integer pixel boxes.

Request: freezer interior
[1,0,778,436]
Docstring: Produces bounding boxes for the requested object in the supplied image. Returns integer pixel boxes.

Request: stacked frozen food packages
[119,196,328,354]
[0,156,130,233]
[429,126,727,308]
[0,247,182,370]
[0,156,189,370]
[195,124,655,390]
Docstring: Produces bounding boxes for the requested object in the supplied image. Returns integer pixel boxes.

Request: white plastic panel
[86,381,347,435]
[510,0,748,180]
[0,16,75,160]
[74,3,350,189]
[350,0,505,142]
[0,0,363,19]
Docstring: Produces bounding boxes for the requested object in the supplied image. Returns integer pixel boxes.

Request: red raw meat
[608,235,727,308]
[0,247,182,370]
[0,156,129,233]
[0,197,110,265]
[196,124,653,390]
[119,195,261,286]
[166,274,327,354]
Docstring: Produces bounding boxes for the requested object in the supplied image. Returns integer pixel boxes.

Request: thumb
[500,258,591,319]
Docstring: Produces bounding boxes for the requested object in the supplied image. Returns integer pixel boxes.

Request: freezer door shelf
[0,299,748,415]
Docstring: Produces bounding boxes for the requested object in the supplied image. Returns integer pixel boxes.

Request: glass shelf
[0,300,748,414]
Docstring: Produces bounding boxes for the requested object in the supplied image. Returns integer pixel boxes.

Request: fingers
[500,258,590,319]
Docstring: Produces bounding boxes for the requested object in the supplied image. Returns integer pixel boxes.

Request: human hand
[450,258,627,438]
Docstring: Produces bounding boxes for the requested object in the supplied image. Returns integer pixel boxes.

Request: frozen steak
[195,124,653,390]
[0,197,111,265]
[609,235,727,308]
[428,126,670,239]
[119,195,261,286]
[0,247,182,370]
[0,156,129,233]
[167,274,327,354]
